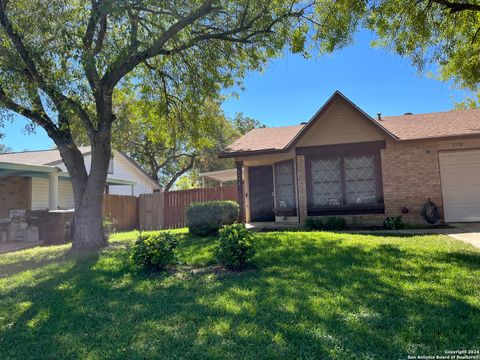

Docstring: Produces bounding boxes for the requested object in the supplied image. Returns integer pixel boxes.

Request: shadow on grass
[0,232,479,359]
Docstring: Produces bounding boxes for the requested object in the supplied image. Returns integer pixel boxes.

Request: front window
[274,160,296,215]
[344,155,377,205]
[308,153,383,214]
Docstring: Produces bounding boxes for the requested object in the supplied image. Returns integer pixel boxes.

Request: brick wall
[380,139,443,224]
[296,155,308,223]
[297,137,480,226]
[0,176,31,219]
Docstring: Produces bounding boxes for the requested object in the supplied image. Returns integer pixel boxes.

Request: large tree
[314,0,480,89]
[111,95,233,191]
[0,0,319,249]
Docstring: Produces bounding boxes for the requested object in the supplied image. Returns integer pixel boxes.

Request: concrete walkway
[446,223,480,249]
[0,241,41,254]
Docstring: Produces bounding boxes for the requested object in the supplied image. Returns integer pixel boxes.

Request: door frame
[248,165,275,222]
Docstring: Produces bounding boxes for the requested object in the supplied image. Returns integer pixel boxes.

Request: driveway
[447,223,480,249]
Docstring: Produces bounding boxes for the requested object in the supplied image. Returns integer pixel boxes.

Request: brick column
[235,161,245,222]
[296,155,308,223]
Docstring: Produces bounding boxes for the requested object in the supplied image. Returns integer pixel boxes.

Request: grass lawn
[0,230,479,359]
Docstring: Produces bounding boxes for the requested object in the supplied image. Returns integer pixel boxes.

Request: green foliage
[215,223,255,270]
[305,216,346,231]
[130,232,178,271]
[324,216,347,231]
[305,217,324,231]
[2,230,480,359]
[455,90,480,109]
[186,201,239,236]
[103,216,118,237]
[383,216,405,230]
[313,0,480,89]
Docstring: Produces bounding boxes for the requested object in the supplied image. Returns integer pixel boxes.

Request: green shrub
[186,201,239,236]
[383,216,405,230]
[305,216,346,231]
[305,217,324,230]
[103,216,118,237]
[215,223,255,270]
[130,232,178,271]
[324,216,347,231]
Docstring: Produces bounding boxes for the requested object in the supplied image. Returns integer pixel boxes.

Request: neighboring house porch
[0,162,135,218]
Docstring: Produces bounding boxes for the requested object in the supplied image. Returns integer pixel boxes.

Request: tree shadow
[1,233,479,359]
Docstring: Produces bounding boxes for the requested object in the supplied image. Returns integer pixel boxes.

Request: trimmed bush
[324,216,347,231]
[383,216,405,230]
[215,223,255,270]
[305,216,346,231]
[103,216,118,237]
[305,217,324,231]
[130,232,178,271]
[186,201,239,236]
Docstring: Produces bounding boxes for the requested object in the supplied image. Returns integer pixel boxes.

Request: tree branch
[164,154,196,191]
[0,0,96,137]
[103,0,216,89]
[429,0,480,13]
[0,86,61,140]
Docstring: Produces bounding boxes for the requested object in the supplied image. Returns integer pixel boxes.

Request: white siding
[59,179,75,209]
[31,177,49,210]
[55,150,158,196]
[108,153,156,196]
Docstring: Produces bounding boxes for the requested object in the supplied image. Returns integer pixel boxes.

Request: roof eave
[218,148,287,159]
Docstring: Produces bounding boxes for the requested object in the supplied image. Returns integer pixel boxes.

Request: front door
[249,166,275,222]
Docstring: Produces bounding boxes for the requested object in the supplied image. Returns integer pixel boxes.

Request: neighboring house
[0,147,160,218]
[220,91,480,225]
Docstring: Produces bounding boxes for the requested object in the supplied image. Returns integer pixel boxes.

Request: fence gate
[139,185,237,230]
[139,192,165,230]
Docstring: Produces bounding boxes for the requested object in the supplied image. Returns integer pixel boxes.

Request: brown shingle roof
[0,146,91,165]
[222,108,480,155]
[378,109,480,140]
[223,125,304,154]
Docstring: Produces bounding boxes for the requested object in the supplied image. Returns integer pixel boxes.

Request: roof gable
[286,91,396,149]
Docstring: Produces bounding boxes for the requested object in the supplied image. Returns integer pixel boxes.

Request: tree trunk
[59,136,111,250]
[72,178,107,250]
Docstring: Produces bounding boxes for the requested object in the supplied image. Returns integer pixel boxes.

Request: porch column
[296,155,308,223]
[235,161,245,222]
[48,172,59,211]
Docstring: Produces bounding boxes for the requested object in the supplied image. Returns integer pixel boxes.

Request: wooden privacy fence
[139,184,238,230]
[103,194,139,231]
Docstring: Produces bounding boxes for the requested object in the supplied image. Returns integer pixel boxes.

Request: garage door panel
[440,150,480,223]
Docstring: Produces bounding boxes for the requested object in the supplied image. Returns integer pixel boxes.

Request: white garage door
[439,150,480,222]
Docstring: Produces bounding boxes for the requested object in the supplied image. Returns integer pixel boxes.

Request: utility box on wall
[37,210,74,245]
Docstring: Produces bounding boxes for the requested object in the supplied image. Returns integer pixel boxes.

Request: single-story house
[220,91,480,225]
[0,147,160,218]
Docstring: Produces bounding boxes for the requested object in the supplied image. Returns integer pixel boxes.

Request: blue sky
[2,30,473,152]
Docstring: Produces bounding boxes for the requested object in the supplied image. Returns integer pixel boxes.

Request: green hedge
[215,223,255,270]
[130,232,178,271]
[186,201,240,236]
[305,216,347,231]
